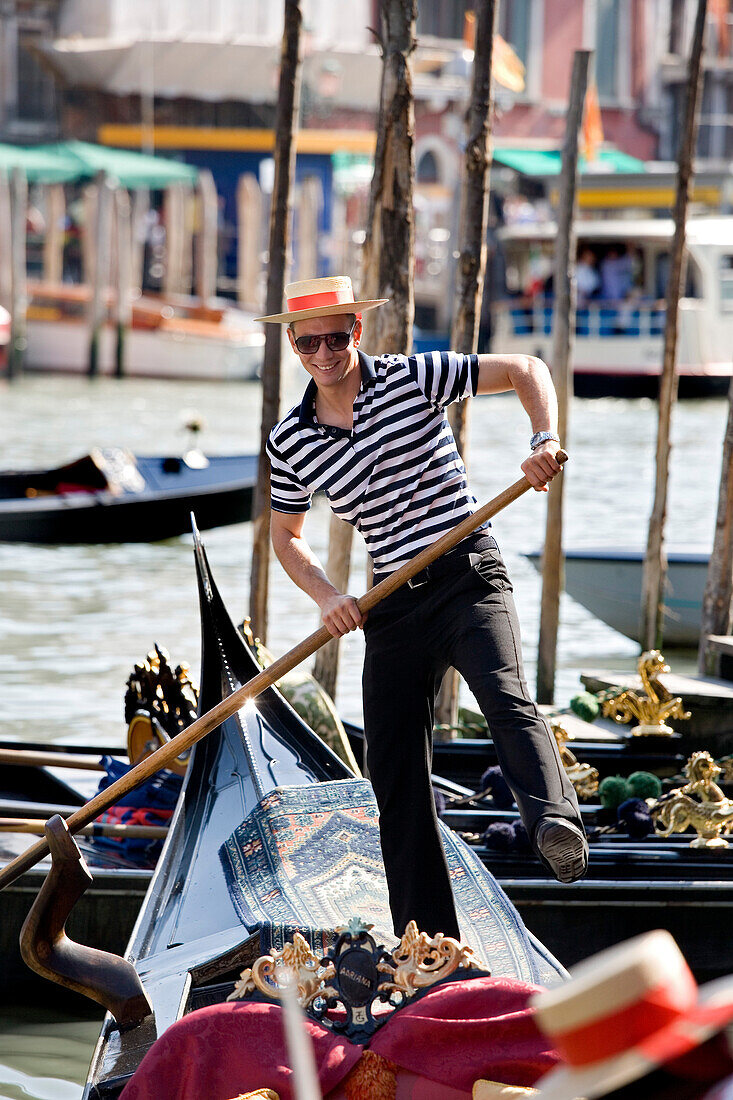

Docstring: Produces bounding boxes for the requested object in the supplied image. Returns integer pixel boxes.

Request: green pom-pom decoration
[627,771,662,801]
[599,775,630,809]
[569,691,600,723]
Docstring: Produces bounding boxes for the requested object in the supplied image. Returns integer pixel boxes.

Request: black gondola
[58,529,567,1098]
[0,448,257,542]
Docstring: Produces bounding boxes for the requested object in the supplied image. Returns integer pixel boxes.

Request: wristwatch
[530,431,561,450]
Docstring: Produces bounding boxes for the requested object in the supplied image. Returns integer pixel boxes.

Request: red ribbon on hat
[287,288,355,310]
[551,968,699,1067]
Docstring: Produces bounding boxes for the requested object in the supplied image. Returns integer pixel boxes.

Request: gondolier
[258,275,588,941]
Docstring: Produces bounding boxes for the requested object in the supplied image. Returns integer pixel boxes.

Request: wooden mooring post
[8,167,28,379]
[312,514,355,700]
[639,0,707,651]
[113,187,132,379]
[130,188,149,293]
[0,172,12,319]
[360,0,416,355]
[536,49,590,705]
[163,183,187,298]
[699,385,733,675]
[249,0,303,644]
[195,169,219,304]
[313,0,417,711]
[436,0,498,732]
[236,174,263,311]
[88,172,114,378]
[43,183,65,285]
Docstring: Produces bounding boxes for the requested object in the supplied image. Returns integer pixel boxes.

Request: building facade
[4,0,733,325]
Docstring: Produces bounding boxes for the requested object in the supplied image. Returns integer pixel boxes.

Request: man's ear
[353,317,363,346]
[286,325,297,351]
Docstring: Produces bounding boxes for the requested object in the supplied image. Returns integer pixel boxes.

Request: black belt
[373,533,497,590]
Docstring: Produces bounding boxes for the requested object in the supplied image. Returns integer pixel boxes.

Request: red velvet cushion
[120,975,559,1100]
[119,1000,361,1100]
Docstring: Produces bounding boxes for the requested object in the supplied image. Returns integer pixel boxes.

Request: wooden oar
[0,817,167,840]
[0,747,106,772]
[0,453,566,890]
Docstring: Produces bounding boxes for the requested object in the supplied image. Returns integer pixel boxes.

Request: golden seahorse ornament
[227,931,336,1008]
[602,649,690,737]
[550,721,599,799]
[651,751,733,848]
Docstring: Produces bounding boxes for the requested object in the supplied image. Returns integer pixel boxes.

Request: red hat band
[552,966,699,1068]
[287,287,356,311]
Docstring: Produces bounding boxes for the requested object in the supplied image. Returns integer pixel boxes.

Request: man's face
[287,313,362,391]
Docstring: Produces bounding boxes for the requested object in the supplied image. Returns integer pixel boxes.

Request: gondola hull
[81,530,568,1099]
[0,452,257,543]
[504,869,733,985]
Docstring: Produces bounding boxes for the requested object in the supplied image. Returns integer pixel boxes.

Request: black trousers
[363,532,583,940]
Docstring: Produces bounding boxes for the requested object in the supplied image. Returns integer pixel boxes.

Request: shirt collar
[297,351,377,427]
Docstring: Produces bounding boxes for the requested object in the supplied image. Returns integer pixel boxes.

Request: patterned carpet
[220,779,565,985]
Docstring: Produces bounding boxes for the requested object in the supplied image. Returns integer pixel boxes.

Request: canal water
[0,369,726,1097]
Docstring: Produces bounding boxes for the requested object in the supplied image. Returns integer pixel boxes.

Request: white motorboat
[526,546,708,646]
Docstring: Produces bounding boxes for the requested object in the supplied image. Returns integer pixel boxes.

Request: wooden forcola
[0,452,566,890]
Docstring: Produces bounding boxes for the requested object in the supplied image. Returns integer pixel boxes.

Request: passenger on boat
[575,247,600,303]
[257,276,588,942]
[599,246,634,302]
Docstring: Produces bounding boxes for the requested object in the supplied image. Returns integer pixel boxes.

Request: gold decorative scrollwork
[377,920,480,998]
[227,920,480,1020]
[550,721,599,800]
[124,644,199,735]
[124,645,199,773]
[227,931,335,1008]
[602,650,690,737]
[651,751,733,849]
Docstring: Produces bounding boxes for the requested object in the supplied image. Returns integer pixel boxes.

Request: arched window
[417,150,440,184]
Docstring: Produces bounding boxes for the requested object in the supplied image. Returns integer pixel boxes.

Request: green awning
[493,147,646,177]
[2,140,199,189]
[51,140,199,188]
[0,142,81,183]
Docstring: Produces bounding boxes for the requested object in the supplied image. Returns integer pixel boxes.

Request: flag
[582,81,604,163]
[462,14,525,93]
[493,34,526,93]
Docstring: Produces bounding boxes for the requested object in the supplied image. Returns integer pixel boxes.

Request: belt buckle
[408,571,428,589]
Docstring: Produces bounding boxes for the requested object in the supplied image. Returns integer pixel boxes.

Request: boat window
[416,0,472,38]
[668,0,687,55]
[719,255,733,310]
[498,0,531,69]
[653,252,701,300]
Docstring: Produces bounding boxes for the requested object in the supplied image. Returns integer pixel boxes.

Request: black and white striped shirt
[267,350,483,573]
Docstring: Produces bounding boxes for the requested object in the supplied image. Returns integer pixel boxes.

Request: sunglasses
[293,320,356,355]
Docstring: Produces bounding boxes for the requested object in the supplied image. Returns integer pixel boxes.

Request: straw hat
[255,276,388,324]
[531,930,733,1099]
